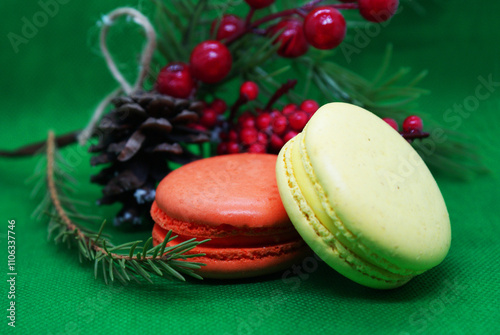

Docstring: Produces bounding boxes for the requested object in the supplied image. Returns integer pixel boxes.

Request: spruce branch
[32,131,209,284]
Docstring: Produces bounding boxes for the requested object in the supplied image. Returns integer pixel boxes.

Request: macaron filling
[282,135,417,285]
[152,222,306,261]
[151,201,299,247]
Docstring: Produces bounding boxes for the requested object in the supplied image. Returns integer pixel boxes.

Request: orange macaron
[151,153,310,279]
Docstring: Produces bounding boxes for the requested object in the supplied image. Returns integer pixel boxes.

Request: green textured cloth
[1,1,499,334]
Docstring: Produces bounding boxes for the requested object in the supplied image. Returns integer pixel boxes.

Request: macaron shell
[277,137,412,289]
[152,223,311,279]
[303,103,451,271]
[155,153,290,229]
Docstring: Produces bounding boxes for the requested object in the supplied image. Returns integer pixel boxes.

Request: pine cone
[89,90,208,226]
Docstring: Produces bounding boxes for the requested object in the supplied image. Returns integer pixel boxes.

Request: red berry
[304,7,346,50]
[240,127,258,145]
[269,134,285,151]
[240,81,259,100]
[402,115,423,132]
[244,0,275,9]
[271,115,288,135]
[248,143,267,154]
[358,0,399,23]
[190,40,232,83]
[187,123,207,131]
[227,142,240,154]
[210,15,245,41]
[156,62,195,99]
[300,100,319,114]
[228,130,238,142]
[282,103,298,115]
[382,118,399,131]
[268,18,309,58]
[257,131,268,144]
[210,98,227,114]
[256,113,272,130]
[270,109,282,119]
[199,108,218,128]
[288,111,309,131]
[238,112,256,128]
[217,142,228,155]
[283,131,299,143]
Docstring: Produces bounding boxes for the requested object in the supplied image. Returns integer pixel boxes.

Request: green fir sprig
[30,131,208,285]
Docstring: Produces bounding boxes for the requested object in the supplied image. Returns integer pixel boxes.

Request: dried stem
[0,130,80,157]
[45,131,173,262]
[265,79,298,110]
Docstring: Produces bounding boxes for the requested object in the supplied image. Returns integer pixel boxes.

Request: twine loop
[78,7,157,145]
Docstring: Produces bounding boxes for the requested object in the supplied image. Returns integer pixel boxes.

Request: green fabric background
[1,0,499,334]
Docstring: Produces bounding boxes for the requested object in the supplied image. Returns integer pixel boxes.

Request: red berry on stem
[382,118,399,131]
[271,115,288,135]
[248,143,267,154]
[288,111,309,131]
[283,131,299,143]
[282,103,298,116]
[403,115,423,132]
[228,130,238,142]
[304,7,346,50]
[199,108,218,128]
[268,18,309,58]
[256,113,272,130]
[238,112,256,128]
[187,123,207,131]
[210,15,245,41]
[257,131,268,144]
[240,81,259,100]
[227,142,240,154]
[359,0,399,23]
[190,40,232,83]
[244,0,275,9]
[270,109,282,119]
[300,100,319,114]
[210,98,227,114]
[156,62,195,99]
[269,134,285,151]
[240,127,258,145]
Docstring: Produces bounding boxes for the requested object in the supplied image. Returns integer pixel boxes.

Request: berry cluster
[216,101,319,154]
[185,80,320,155]
[155,1,400,97]
[216,82,319,155]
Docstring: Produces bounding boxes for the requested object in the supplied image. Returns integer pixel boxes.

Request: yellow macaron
[276,102,451,289]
